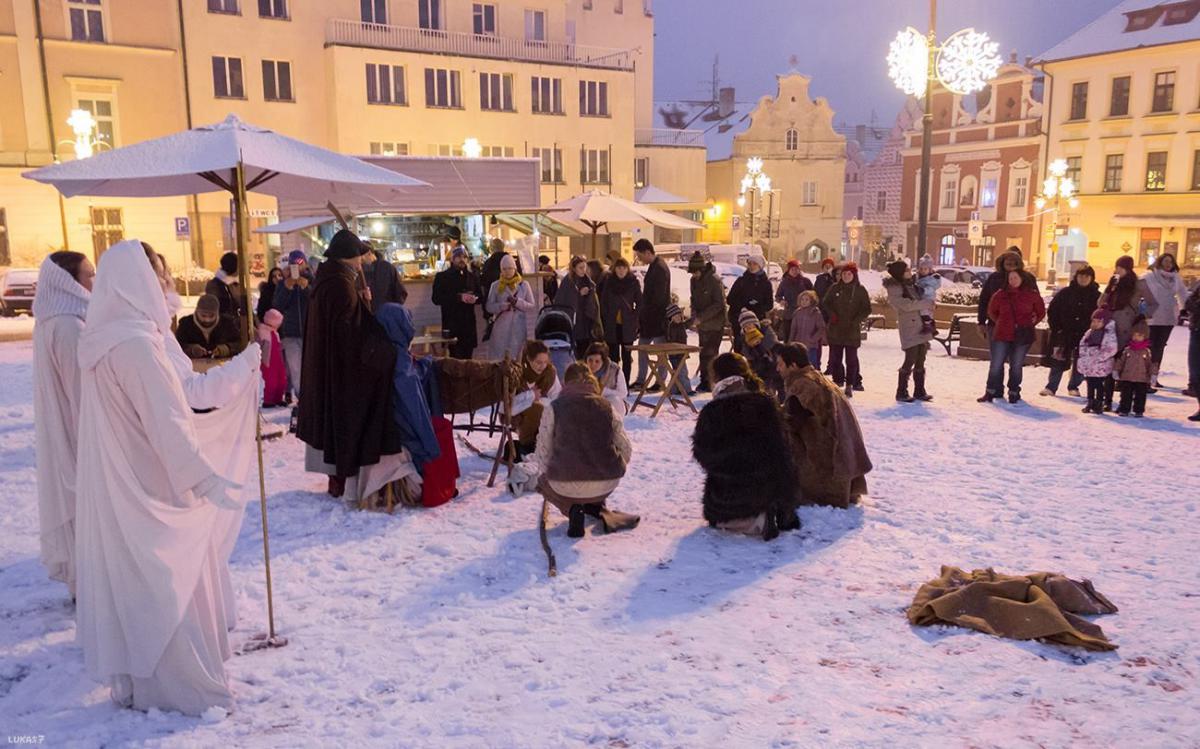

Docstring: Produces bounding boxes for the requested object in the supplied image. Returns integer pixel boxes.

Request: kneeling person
[535,363,639,538]
[177,294,244,359]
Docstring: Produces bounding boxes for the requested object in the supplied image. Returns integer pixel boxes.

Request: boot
[977,392,995,403]
[844,384,854,398]
[288,406,299,434]
[1190,394,1200,422]
[567,504,586,538]
[776,507,802,532]
[596,507,641,534]
[912,369,933,402]
[327,475,345,498]
[1147,363,1159,394]
[895,371,913,403]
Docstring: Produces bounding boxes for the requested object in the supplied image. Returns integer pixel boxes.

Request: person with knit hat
[537,254,558,305]
[273,249,313,402]
[738,307,781,397]
[205,251,245,322]
[256,266,284,323]
[480,237,520,322]
[688,251,727,392]
[1040,265,1100,398]
[256,308,288,407]
[820,262,872,398]
[775,258,814,337]
[663,301,695,395]
[726,252,774,354]
[814,257,839,309]
[484,252,536,361]
[787,289,826,368]
[1113,316,1154,417]
[32,250,93,597]
[1139,253,1186,390]
[297,228,402,498]
[883,259,935,402]
[913,256,941,336]
[1076,307,1118,414]
[176,293,244,359]
[431,242,483,359]
[977,248,1025,329]
[1098,255,1159,409]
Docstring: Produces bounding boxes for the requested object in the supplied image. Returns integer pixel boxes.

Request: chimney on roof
[1025,55,1033,68]
[1009,49,1018,63]
[718,87,735,119]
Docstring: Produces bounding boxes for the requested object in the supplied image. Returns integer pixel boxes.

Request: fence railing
[327,19,636,71]
[635,128,706,147]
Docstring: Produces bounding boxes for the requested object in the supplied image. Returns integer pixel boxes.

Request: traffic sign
[968,220,984,243]
[174,216,191,239]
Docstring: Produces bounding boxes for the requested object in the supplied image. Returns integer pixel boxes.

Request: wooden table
[628,343,701,418]
[411,334,457,357]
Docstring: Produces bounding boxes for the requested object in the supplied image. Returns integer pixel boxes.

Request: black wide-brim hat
[325,229,370,259]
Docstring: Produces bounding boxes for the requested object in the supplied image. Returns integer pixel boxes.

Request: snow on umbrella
[546,189,703,257]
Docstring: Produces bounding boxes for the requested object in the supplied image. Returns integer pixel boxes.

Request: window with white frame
[424,68,461,108]
[68,0,105,42]
[959,175,978,207]
[480,145,514,157]
[581,148,609,184]
[785,128,798,151]
[801,181,817,205]
[1006,159,1031,219]
[366,63,406,105]
[479,72,514,112]
[876,191,886,213]
[208,0,239,14]
[429,143,464,156]
[369,141,409,156]
[262,60,293,102]
[75,97,116,148]
[258,0,287,19]
[634,157,649,188]
[532,147,563,183]
[472,3,496,34]
[360,0,387,23]
[531,76,563,114]
[979,161,1001,221]
[579,80,609,116]
[525,9,546,42]
[939,233,956,265]
[419,0,443,30]
[938,165,960,218]
[212,56,245,98]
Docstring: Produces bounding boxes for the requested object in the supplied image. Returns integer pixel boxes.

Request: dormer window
[1123,6,1164,31]
[1163,0,1200,25]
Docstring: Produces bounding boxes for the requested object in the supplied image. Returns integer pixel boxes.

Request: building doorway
[90,207,124,260]
[1055,229,1088,274]
[1138,227,1161,267]
[938,233,956,265]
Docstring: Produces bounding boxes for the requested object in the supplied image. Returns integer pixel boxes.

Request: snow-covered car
[0,268,38,316]
[933,265,989,288]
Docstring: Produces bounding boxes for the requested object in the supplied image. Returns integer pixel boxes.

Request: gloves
[211,344,232,358]
[192,474,244,510]
[185,344,209,359]
[744,326,764,347]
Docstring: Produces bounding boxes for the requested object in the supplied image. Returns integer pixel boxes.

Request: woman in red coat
[980,269,1046,404]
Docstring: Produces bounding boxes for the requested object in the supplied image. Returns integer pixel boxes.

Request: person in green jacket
[688,251,728,392]
[820,262,871,398]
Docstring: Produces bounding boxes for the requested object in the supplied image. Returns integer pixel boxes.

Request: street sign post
[174,216,191,240]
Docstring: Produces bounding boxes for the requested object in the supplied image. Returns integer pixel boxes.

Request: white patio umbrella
[547,189,704,258]
[23,115,430,651]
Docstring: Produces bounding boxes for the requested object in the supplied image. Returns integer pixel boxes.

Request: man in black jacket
[632,239,671,388]
[205,251,244,322]
[432,246,483,359]
[361,248,408,309]
[176,293,244,359]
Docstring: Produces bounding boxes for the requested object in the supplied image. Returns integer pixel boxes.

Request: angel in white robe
[32,252,93,596]
[74,239,246,716]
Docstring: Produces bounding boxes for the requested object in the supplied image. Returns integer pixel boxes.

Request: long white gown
[32,257,90,596]
[75,239,242,716]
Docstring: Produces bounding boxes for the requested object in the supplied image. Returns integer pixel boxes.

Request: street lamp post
[1034,158,1080,282]
[737,157,778,261]
[888,0,1001,262]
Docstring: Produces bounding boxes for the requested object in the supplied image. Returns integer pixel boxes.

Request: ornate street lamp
[888,0,1002,261]
[736,157,778,257]
[1034,158,1080,278]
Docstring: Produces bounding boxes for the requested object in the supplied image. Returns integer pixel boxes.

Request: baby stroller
[535,304,576,380]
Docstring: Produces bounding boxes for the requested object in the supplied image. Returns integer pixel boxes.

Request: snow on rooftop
[1037,0,1200,63]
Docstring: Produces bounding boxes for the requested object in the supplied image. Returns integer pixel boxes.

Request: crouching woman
[691,353,801,541]
[535,363,640,538]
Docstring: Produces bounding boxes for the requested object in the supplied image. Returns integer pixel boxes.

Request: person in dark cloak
[362,247,408,308]
[431,246,483,359]
[296,229,401,497]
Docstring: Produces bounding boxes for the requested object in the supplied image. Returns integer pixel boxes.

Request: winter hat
[263,308,283,330]
[451,246,469,260]
[288,249,307,266]
[786,259,800,270]
[798,289,819,307]
[196,294,220,315]
[842,261,859,278]
[917,255,935,272]
[219,252,238,275]
[538,254,551,266]
[886,260,908,282]
[326,229,370,259]
[446,226,462,241]
[738,309,759,329]
[1115,255,1134,272]
[747,251,766,270]
[1091,307,1111,323]
[820,257,836,270]
[687,251,706,273]
[665,302,683,320]
[500,254,517,271]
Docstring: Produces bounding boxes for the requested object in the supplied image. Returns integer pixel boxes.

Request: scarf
[32,255,90,321]
[712,375,746,399]
[522,359,558,395]
[497,272,524,295]
[1127,339,1151,351]
[1084,324,1107,347]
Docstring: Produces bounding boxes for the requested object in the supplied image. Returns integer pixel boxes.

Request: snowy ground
[2,329,1199,748]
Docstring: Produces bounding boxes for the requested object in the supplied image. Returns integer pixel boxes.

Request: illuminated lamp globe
[935,28,1002,96]
[887,27,928,96]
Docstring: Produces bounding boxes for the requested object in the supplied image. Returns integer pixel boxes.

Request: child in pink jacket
[1076,308,1118,415]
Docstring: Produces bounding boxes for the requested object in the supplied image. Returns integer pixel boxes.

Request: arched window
[939,233,957,265]
[785,128,798,151]
[959,175,978,207]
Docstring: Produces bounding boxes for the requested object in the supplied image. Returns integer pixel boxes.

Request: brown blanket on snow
[907,566,1119,651]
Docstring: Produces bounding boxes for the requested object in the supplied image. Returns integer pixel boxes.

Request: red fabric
[421,416,460,508]
[987,288,1046,342]
[261,330,288,406]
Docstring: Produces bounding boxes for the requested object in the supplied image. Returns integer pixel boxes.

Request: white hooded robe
[32,256,91,596]
[75,239,241,716]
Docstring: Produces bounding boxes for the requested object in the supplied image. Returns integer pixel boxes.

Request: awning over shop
[253,214,340,234]
[493,212,580,238]
[1112,214,1200,228]
[634,184,705,211]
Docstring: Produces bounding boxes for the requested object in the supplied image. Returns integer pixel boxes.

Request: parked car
[0,268,38,316]
[933,265,991,288]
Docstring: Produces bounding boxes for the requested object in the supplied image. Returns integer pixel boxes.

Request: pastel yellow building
[1,0,698,270]
[1035,0,1200,276]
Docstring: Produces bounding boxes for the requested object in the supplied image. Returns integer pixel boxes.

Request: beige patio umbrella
[547,189,703,258]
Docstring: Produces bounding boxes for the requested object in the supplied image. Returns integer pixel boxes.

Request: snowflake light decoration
[936,28,1002,96]
[887,27,929,97]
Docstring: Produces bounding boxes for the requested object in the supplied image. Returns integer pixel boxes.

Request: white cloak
[75,239,240,716]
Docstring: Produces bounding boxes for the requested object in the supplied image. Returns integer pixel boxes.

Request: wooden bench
[863,314,885,332]
[933,313,971,356]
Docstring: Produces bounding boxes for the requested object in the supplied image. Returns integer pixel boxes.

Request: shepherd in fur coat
[691,356,800,541]
[776,343,872,509]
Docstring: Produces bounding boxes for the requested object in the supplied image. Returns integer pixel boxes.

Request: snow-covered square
[2,328,1198,747]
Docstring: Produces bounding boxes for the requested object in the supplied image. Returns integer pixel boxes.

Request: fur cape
[781,367,872,508]
[691,390,799,540]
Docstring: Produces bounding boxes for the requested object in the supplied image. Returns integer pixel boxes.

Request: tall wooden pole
[916,0,937,263]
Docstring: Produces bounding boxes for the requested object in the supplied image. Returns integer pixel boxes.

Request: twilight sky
[653,0,1125,127]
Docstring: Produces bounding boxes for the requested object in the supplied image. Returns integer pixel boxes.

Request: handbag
[1009,293,1035,345]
